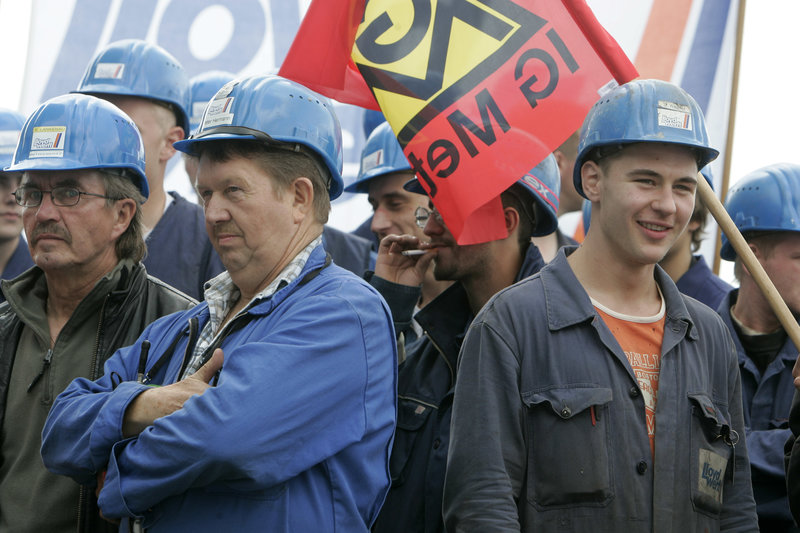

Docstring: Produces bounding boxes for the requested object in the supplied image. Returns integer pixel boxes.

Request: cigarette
[400,249,430,256]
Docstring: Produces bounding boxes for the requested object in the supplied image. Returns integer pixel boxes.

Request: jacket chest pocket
[688,393,733,517]
[522,386,614,509]
[390,397,434,487]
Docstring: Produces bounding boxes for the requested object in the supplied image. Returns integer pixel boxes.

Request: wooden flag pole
[712,0,747,275]
[696,176,800,364]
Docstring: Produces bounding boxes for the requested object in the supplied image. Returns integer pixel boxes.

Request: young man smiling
[443,79,758,532]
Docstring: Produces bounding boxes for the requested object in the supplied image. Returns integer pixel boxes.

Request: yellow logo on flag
[352,0,534,137]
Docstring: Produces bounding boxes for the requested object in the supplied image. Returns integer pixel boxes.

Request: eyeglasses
[13,186,118,207]
[414,206,445,229]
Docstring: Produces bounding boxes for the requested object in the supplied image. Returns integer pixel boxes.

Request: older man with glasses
[0,93,195,533]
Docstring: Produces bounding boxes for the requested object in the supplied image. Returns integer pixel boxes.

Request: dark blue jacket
[676,255,732,310]
[718,290,799,532]
[351,216,380,251]
[371,244,545,533]
[0,238,33,303]
[323,225,376,276]
[144,192,224,300]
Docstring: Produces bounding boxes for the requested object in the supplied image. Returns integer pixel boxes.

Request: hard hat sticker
[30,126,66,158]
[0,130,19,154]
[362,149,383,173]
[201,97,235,129]
[657,100,693,131]
[94,63,126,80]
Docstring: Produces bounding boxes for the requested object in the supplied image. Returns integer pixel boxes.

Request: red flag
[279,0,379,110]
[281,0,638,244]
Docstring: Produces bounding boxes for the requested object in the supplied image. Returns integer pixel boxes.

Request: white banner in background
[21,0,370,220]
[20,0,738,237]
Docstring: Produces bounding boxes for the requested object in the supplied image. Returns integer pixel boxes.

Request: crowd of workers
[0,38,798,533]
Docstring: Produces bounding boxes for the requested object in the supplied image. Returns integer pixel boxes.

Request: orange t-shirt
[594,298,666,457]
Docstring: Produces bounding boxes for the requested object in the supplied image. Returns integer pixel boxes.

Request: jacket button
[433,438,441,450]
[636,461,648,475]
[629,387,639,398]
[560,407,571,418]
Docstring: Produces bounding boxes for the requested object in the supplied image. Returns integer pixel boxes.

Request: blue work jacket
[444,248,758,532]
[718,289,799,531]
[372,244,545,533]
[676,255,732,311]
[41,246,397,532]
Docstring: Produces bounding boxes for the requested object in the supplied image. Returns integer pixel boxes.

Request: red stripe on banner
[634,0,693,80]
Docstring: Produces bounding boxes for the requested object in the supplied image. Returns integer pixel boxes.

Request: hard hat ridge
[6,93,149,198]
[174,75,344,200]
[76,39,191,136]
[720,162,800,260]
[573,79,719,198]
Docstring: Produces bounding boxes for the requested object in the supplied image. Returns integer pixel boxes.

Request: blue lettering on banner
[38,0,364,184]
[159,0,266,73]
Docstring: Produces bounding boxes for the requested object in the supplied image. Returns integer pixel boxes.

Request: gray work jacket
[444,248,758,533]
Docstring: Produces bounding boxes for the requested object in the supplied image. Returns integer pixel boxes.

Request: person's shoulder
[145,273,199,310]
[681,291,725,323]
[309,262,390,310]
[680,292,736,348]
[165,191,205,218]
[323,225,372,249]
[477,270,547,324]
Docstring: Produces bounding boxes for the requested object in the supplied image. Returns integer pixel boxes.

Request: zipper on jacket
[76,486,85,533]
[425,333,455,386]
[89,295,110,380]
[27,348,53,392]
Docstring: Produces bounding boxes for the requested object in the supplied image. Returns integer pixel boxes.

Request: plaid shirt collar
[183,235,322,377]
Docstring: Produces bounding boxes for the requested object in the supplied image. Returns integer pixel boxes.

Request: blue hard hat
[6,94,149,198]
[517,153,560,236]
[574,79,719,198]
[175,75,344,199]
[188,70,236,134]
[363,109,385,138]
[0,108,25,171]
[76,39,191,135]
[345,121,411,194]
[405,154,561,236]
[720,162,800,261]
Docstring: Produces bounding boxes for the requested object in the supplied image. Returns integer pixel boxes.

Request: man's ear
[160,126,185,163]
[504,204,521,239]
[291,177,315,223]
[110,198,137,240]
[580,160,602,202]
[554,149,570,175]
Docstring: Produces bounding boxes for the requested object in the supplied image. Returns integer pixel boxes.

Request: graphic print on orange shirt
[594,298,666,457]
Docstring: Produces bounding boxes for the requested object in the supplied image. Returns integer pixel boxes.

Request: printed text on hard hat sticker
[94,63,125,80]
[30,126,66,159]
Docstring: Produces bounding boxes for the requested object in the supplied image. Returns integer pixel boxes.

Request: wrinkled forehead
[20,169,104,189]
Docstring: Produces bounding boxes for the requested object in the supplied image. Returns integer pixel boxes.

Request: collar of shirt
[184,234,322,378]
